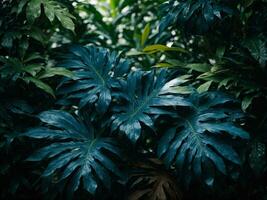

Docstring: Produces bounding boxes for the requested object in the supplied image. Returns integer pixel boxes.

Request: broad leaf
[159,0,233,34]
[57,45,131,113]
[111,70,191,143]
[158,92,249,185]
[21,110,124,197]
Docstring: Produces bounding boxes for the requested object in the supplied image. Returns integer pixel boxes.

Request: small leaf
[143,44,187,53]
[38,67,74,79]
[141,23,150,47]
[197,81,212,93]
[23,64,43,76]
[154,63,174,68]
[185,63,211,72]
[26,0,41,23]
[24,77,55,97]
[241,95,254,111]
[55,10,75,32]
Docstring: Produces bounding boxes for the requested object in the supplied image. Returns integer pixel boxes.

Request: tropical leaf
[243,37,267,67]
[158,92,249,186]
[21,110,124,197]
[26,0,75,31]
[159,0,233,34]
[128,158,182,200]
[111,70,191,143]
[57,45,131,113]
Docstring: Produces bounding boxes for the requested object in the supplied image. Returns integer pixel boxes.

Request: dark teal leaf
[111,70,191,143]
[58,45,131,114]
[158,91,249,185]
[21,110,124,197]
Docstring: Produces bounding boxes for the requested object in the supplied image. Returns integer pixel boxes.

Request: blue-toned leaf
[158,91,249,186]
[57,45,131,114]
[111,70,191,143]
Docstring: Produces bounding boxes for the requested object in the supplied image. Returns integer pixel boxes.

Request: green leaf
[17,0,29,15]
[243,37,267,67]
[185,63,211,72]
[141,23,150,47]
[241,95,254,111]
[38,67,74,79]
[154,62,174,68]
[29,27,46,44]
[26,0,41,23]
[55,9,75,32]
[143,44,187,53]
[216,46,225,59]
[24,77,55,97]
[42,0,76,32]
[23,64,43,76]
[44,1,56,22]
[171,86,194,94]
[197,81,212,93]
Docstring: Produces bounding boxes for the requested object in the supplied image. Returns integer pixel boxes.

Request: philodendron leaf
[111,70,191,143]
[21,110,124,198]
[57,45,131,114]
[158,92,249,186]
[159,0,233,34]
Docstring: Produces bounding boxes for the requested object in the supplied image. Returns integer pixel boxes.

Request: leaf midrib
[82,58,106,86]
[128,90,158,120]
[185,119,205,152]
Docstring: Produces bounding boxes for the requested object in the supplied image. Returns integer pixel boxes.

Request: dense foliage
[0,0,267,200]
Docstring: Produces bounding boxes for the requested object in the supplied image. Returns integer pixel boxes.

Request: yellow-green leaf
[141,23,150,47]
[143,44,187,53]
[154,63,174,68]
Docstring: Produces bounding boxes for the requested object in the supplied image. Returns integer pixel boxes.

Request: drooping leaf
[38,67,74,79]
[23,77,55,97]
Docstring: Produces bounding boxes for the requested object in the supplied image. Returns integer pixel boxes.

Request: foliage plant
[1,0,267,200]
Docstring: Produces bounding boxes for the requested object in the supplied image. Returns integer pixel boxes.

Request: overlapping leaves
[21,110,124,197]
[111,70,191,143]
[158,92,249,185]
[159,0,233,34]
[57,45,131,113]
